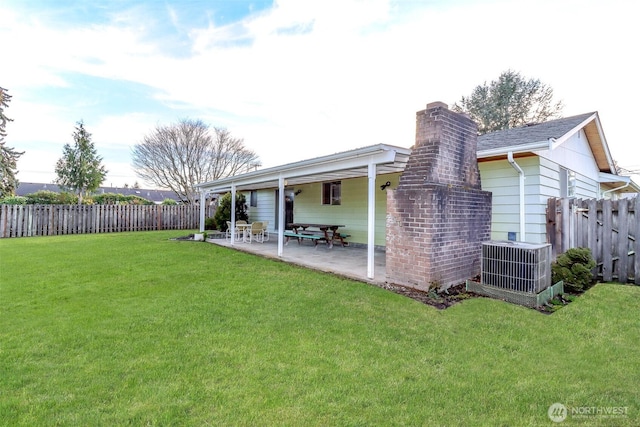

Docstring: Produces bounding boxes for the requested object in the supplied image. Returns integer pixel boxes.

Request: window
[250,190,257,207]
[560,168,576,198]
[322,181,341,205]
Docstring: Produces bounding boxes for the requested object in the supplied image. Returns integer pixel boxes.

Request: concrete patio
[206,234,387,285]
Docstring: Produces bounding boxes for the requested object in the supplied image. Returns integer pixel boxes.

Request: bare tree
[132,119,260,204]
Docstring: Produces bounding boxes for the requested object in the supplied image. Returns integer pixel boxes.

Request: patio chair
[248,221,264,243]
[261,220,270,241]
[226,221,244,240]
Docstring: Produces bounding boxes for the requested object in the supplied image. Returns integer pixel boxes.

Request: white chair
[248,221,264,243]
[261,220,270,241]
[226,221,244,240]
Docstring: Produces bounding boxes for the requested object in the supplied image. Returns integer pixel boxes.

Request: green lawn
[1,231,638,426]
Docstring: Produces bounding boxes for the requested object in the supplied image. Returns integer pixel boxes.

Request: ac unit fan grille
[481,241,551,294]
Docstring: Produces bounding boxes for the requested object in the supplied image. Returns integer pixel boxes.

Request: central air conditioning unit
[467,241,561,307]
[482,241,552,294]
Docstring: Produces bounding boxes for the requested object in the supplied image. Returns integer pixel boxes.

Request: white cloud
[3,0,639,188]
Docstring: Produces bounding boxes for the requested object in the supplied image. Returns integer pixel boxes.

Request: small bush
[162,198,178,205]
[204,217,216,230]
[551,247,596,293]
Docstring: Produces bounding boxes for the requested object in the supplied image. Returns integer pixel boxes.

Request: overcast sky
[3,0,638,188]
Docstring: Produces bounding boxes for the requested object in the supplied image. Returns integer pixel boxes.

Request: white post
[278,175,285,257]
[199,191,206,232]
[230,185,236,245]
[367,162,376,279]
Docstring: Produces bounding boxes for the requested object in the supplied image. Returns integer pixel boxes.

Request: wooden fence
[546,196,640,284]
[0,204,215,238]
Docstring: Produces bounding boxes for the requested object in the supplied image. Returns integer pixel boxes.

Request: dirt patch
[379,282,477,309]
[172,234,196,241]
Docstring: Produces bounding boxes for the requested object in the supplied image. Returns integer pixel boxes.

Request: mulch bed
[379,282,476,309]
[379,281,577,313]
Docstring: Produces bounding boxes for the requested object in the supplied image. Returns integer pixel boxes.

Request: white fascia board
[598,172,630,183]
[196,144,409,192]
[549,113,597,150]
[477,141,549,158]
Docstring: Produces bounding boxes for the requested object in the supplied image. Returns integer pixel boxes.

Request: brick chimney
[386,102,492,290]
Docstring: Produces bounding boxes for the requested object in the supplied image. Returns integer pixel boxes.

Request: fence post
[634,196,640,285]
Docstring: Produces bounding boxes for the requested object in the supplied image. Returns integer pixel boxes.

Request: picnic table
[285,223,349,248]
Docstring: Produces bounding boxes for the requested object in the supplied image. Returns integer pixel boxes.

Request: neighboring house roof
[15,182,181,204]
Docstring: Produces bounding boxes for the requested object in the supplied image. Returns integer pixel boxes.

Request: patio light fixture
[380,181,391,190]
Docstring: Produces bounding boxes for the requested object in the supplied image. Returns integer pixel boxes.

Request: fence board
[635,196,640,285]
[618,201,629,282]
[547,196,638,284]
[0,204,214,238]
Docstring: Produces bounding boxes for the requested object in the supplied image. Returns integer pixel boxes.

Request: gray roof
[15,182,181,203]
[477,112,595,152]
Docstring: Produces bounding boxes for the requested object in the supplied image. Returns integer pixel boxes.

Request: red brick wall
[386,102,492,290]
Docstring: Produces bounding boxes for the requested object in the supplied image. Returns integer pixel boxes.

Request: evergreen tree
[55,121,108,204]
[453,70,563,134]
[0,86,24,197]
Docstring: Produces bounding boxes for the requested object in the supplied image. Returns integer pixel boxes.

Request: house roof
[196,144,412,193]
[477,112,615,174]
[196,114,638,196]
[15,182,181,203]
[476,112,640,193]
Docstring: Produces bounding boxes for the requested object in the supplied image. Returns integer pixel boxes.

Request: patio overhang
[196,143,411,280]
[598,172,640,195]
[195,144,411,194]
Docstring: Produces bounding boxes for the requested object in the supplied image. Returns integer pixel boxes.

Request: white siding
[246,190,277,232]
[479,156,547,244]
[480,154,601,245]
[288,174,400,247]
[535,129,601,180]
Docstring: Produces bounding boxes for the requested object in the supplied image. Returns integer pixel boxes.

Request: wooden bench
[283,231,326,246]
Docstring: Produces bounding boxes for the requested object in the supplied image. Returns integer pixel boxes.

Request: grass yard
[1,231,639,426]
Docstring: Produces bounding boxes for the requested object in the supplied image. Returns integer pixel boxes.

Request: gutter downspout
[507,151,526,242]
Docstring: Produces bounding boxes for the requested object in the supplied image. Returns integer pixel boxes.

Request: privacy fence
[0,204,215,238]
[546,196,639,284]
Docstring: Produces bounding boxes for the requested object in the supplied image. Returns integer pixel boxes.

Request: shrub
[162,198,178,205]
[91,193,153,205]
[25,190,78,204]
[204,217,216,230]
[551,247,596,293]
[213,193,248,231]
[0,195,27,205]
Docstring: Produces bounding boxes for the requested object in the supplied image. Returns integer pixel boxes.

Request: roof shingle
[477,112,595,152]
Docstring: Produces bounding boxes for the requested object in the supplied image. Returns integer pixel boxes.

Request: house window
[250,190,257,207]
[560,168,576,198]
[322,181,341,205]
